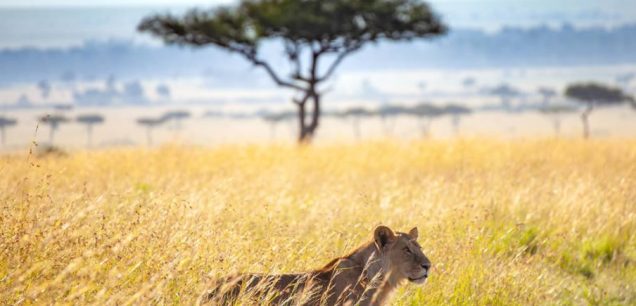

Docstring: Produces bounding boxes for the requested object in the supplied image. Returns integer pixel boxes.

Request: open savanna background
[1,140,635,304]
[2,0,636,305]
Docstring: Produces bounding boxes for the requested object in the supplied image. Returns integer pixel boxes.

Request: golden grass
[1,139,635,305]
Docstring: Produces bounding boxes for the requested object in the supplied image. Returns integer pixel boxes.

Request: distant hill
[347,23,636,69]
[1,23,636,85]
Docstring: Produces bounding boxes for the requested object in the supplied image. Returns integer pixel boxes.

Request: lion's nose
[421,262,430,271]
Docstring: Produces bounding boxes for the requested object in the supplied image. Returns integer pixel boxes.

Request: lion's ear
[408,227,419,240]
[374,225,396,251]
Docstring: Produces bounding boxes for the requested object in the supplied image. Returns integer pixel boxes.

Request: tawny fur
[199,226,431,306]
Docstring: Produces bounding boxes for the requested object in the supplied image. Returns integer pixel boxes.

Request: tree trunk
[581,103,593,139]
[146,127,153,146]
[86,124,93,148]
[49,126,56,145]
[296,91,321,143]
[306,92,321,141]
[297,100,308,143]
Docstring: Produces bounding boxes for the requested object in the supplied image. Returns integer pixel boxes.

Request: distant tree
[136,117,164,146]
[161,110,191,130]
[538,104,577,136]
[441,104,472,136]
[261,111,296,140]
[0,116,18,146]
[486,84,523,111]
[565,82,634,138]
[537,87,557,107]
[408,103,443,137]
[39,114,69,145]
[139,0,446,143]
[377,104,408,136]
[340,107,375,140]
[76,114,105,147]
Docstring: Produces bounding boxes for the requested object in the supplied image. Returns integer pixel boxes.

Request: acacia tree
[0,116,18,146]
[76,114,105,147]
[138,0,446,143]
[161,110,192,130]
[136,117,165,146]
[339,106,375,140]
[441,104,471,136]
[537,87,557,107]
[487,84,522,111]
[261,110,295,140]
[538,104,577,136]
[565,82,634,139]
[377,104,408,136]
[39,114,69,145]
[408,103,443,137]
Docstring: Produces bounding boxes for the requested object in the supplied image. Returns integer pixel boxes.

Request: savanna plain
[1,139,635,305]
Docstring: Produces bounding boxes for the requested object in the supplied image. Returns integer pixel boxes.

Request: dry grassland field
[1,139,635,305]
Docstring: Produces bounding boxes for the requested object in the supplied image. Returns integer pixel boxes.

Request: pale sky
[0,0,632,10]
[0,0,231,7]
[1,0,635,21]
[1,0,635,48]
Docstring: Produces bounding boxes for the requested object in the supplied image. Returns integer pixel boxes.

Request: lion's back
[198,272,321,305]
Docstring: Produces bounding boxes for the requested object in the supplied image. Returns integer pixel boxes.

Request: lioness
[199,225,431,305]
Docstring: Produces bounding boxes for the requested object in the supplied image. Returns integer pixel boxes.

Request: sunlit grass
[1,139,635,305]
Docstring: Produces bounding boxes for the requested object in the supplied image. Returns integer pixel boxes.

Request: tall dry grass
[1,139,635,305]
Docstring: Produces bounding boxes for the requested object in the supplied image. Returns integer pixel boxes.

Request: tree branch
[231,47,305,91]
[253,58,305,91]
[285,41,308,83]
[317,44,362,83]
[292,89,311,105]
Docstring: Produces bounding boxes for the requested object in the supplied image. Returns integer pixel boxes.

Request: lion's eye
[403,247,412,254]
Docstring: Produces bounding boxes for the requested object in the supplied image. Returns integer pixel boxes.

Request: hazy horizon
[0,0,635,149]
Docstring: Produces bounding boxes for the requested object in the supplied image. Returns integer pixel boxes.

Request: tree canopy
[565,83,633,105]
[564,82,634,138]
[76,114,105,125]
[261,111,296,123]
[161,110,192,121]
[39,114,69,127]
[441,104,472,115]
[0,116,17,128]
[137,117,165,127]
[409,103,444,117]
[139,0,445,69]
[538,104,578,114]
[341,107,375,118]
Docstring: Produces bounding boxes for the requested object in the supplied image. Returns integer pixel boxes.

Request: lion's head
[373,225,431,284]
